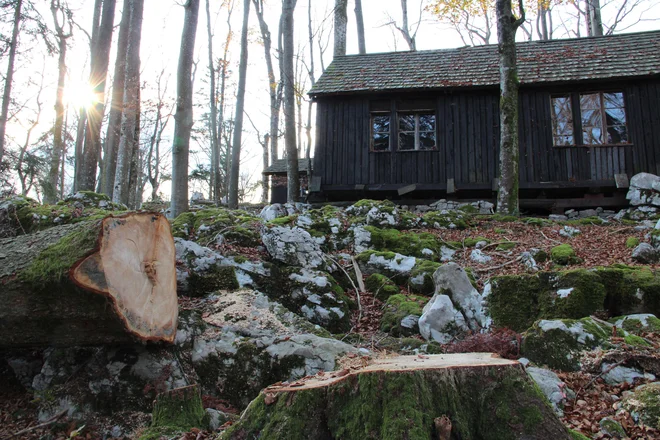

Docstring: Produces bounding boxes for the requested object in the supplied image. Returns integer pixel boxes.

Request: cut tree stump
[222,353,571,440]
[0,212,177,348]
[151,384,209,430]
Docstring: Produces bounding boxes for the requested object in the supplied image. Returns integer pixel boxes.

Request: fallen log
[0,212,177,348]
[222,353,571,440]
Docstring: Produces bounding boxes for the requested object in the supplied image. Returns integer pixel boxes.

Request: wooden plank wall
[313,78,660,190]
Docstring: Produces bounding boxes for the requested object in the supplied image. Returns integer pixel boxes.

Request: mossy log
[222,353,571,440]
[0,212,177,348]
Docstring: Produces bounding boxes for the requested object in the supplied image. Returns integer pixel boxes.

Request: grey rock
[578,209,598,218]
[559,225,581,238]
[601,363,655,385]
[400,314,420,330]
[469,249,492,264]
[520,252,538,271]
[630,172,660,191]
[418,294,467,343]
[440,245,456,262]
[206,408,233,431]
[526,366,573,416]
[259,204,288,221]
[598,417,627,439]
[549,214,568,221]
[632,243,658,263]
[261,226,326,270]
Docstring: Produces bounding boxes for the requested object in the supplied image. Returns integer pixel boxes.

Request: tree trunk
[399,0,416,50]
[170,0,201,218]
[79,0,117,191]
[0,0,23,166]
[150,385,208,431]
[282,0,299,203]
[227,0,250,209]
[587,0,603,36]
[45,0,70,204]
[261,134,269,203]
[222,353,570,440]
[102,0,131,197]
[495,0,524,216]
[113,0,144,206]
[0,212,177,348]
[354,0,366,54]
[333,0,347,57]
[253,0,281,165]
[205,0,220,203]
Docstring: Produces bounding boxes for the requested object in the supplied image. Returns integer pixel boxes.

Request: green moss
[463,236,490,248]
[488,274,542,332]
[623,382,660,429]
[380,294,426,336]
[364,226,439,259]
[421,210,470,230]
[551,244,580,265]
[459,204,479,214]
[624,334,651,347]
[626,237,641,248]
[19,223,100,286]
[492,214,518,222]
[539,269,606,320]
[523,217,552,227]
[569,430,591,440]
[364,274,399,300]
[408,260,441,295]
[187,265,239,296]
[611,314,660,334]
[497,241,517,251]
[269,215,297,226]
[534,250,549,263]
[149,386,209,432]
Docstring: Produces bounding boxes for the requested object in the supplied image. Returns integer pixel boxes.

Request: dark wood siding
[313,77,660,192]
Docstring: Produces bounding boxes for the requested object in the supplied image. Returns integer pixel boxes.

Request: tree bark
[101,0,131,197]
[113,0,144,206]
[586,0,603,36]
[333,0,347,57]
[282,0,299,203]
[45,0,71,204]
[399,0,416,50]
[495,0,524,215]
[223,353,571,440]
[227,0,250,209]
[354,0,366,54]
[170,0,201,219]
[0,212,177,348]
[79,0,117,192]
[205,0,220,203]
[0,0,23,166]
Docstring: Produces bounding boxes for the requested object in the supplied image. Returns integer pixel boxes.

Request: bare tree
[78,0,116,191]
[354,0,366,53]
[16,74,44,196]
[586,0,603,35]
[228,0,250,209]
[45,0,73,203]
[427,0,493,46]
[101,0,131,196]
[253,0,281,165]
[145,71,172,201]
[205,0,220,202]
[333,0,347,56]
[113,0,144,206]
[0,0,23,166]
[282,0,299,202]
[496,0,525,215]
[170,0,200,218]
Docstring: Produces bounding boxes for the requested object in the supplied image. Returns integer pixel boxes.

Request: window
[398,112,436,151]
[551,91,628,146]
[371,113,390,152]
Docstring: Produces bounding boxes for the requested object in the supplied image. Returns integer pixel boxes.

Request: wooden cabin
[307,30,660,208]
[263,158,311,204]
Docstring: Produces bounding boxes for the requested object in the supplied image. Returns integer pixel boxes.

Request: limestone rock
[526,366,574,417]
[632,242,659,263]
[261,226,326,270]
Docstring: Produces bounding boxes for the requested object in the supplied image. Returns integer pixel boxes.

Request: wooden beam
[397,184,417,196]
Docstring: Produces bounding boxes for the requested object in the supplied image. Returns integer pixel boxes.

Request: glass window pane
[583,127,603,145]
[551,96,573,146]
[399,114,415,132]
[419,132,436,149]
[373,133,389,151]
[605,108,626,126]
[373,115,389,133]
[418,114,435,131]
[399,132,414,150]
[607,125,628,144]
[580,93,600,110]
[604,92,625,109]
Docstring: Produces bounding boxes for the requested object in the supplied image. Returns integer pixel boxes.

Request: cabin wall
[313,78,660,193]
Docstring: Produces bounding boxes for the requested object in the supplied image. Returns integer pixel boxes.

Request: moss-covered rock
[356,250,416,284]
[610,314,660,334]
[551,244,580,265]
[597,265,660,316]
[626,237,641,248]
[622,382,660,429]
[520,317,621,371]
[487,270,606,332]
[143,385,209,438]
[380,294,427,336]
[171,208,261,243]
[363,226,439,259]
[364,273,399,300]
[420,210,470,230]
[186,265,239,296]
[408,260,441,295]
[463,236,490,248]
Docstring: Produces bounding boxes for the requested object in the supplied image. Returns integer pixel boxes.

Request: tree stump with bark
[222,353,571,440]
[0,212,177,348]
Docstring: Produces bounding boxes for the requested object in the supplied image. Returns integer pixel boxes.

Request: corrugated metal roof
[263,158,311,175]
[310,31,660,96]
